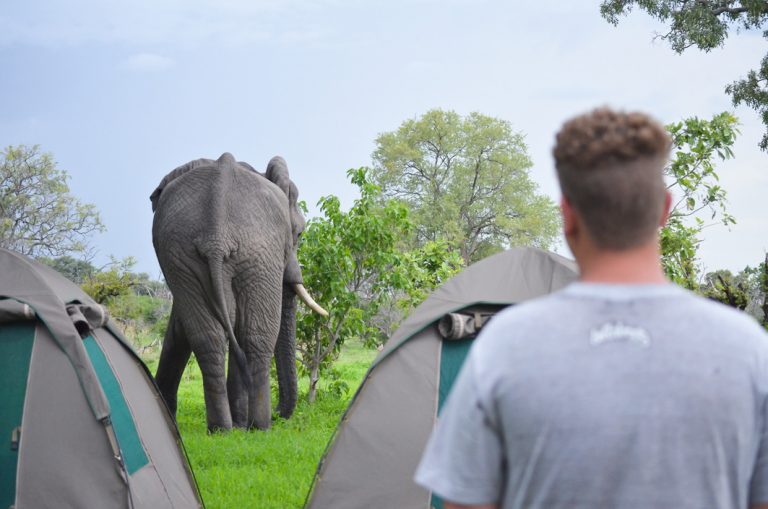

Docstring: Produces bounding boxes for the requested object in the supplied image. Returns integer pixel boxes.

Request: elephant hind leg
[199,353,233,433]
[175,297,233,432]
[155,307,191,418]
[227,354,248,429]
[234,269,282,431]
[247,356,273,430]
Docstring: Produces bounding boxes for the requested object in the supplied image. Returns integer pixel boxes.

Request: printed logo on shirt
[589,321,651,348]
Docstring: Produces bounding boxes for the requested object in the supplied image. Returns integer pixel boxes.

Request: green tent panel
[437,338,474,414]
[0,248,203,508]
[306,247,578,509]
[83,335,149,475]
[0,323,35,509]
[431,336,474,509]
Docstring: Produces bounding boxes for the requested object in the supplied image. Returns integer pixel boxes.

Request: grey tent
[305,247,578,509]
[0,248,202,509]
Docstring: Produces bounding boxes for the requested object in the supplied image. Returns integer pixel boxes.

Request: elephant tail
[207,255,250,393]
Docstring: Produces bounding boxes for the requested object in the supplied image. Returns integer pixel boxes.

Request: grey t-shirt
[415,283,768,509]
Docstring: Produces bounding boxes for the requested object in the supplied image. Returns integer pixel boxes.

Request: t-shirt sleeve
[414,346,504,505]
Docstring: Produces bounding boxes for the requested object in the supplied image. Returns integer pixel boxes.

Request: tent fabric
[0,249,111,420]
[437,337,474,413]
[0,322,34,509]
[308,328,441,509]
[306,247,578,509]
[376,247,577,367]
[15,324,130,508]
[0,247,202,509]
[67,302,110,337]
[0,300,34,322]
[82,334,149,475]
[91,326,203,508]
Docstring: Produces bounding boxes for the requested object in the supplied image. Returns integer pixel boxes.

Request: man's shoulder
[676,289,768,344]
[479,284,768,348]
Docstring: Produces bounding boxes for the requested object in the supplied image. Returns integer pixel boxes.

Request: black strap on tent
[437,311,496,340]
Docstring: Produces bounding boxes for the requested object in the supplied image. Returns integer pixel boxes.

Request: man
[415,108,768,509]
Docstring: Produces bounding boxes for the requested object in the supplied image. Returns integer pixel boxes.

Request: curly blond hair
[553,108,671,249]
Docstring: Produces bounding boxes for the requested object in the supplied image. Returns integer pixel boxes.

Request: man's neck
[576,242,668,285]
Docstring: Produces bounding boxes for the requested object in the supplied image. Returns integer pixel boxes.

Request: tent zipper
[101,417,136,509]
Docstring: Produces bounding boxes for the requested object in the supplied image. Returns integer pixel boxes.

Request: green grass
[148,341,377,509]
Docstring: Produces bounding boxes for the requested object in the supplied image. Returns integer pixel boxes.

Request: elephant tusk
[293,284,329,317]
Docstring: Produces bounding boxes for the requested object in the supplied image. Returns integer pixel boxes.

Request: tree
[372,109,560,264]
[368,239,465,343]
[38,255,97,284]
[700,257,768,328]
[296,168,462,402]
[755,253,768,326]
[131,272,172,300]
[0,145,104,257]
[77,257,172,355]
[34,252,172,356]
[600,0,768,150]
[701,268,751,309]
[81,257,137,304]
[660,112,740,288]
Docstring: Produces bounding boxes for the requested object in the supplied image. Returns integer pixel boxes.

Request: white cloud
[120,53,175,72]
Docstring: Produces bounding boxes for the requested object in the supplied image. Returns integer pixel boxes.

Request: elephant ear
[150,158,215,212]
[265,156,305,237]
[264,156,292,198]
[265,156,306,285]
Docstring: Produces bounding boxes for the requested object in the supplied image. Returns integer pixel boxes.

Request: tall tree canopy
[601,0,768,150]
[37,255,96,284]
[372,109,559,263]
[0,145,103,257]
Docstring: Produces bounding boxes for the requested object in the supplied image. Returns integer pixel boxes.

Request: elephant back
[150,157,216,212]
[151,155,291,261]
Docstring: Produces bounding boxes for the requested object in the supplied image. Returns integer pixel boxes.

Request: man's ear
[561,196,577,237]
[660,190,672,227]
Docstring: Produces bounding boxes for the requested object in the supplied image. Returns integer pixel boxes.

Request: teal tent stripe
[437,338,473,414]
[0,323,35,508]
[83,335,148,475]
[431,337,474,509]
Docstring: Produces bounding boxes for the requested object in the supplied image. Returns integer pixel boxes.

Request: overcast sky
[1,0,765,276]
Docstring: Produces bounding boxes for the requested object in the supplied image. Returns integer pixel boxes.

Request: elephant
[150,153,327,431]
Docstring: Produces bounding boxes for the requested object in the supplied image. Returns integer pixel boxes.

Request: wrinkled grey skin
[150,153,304,431]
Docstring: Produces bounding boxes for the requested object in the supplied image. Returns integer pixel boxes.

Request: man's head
[553,108,671,252]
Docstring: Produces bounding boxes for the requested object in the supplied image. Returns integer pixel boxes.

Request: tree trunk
[717,274,740,308]
[308,363,319,403]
